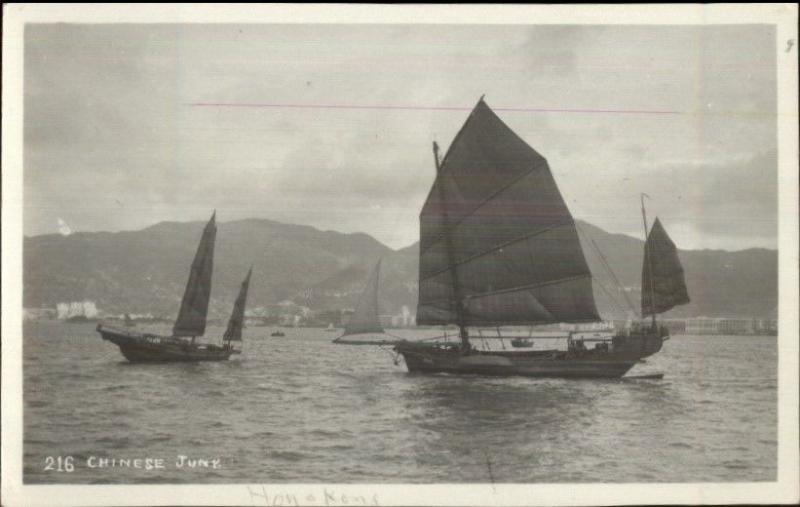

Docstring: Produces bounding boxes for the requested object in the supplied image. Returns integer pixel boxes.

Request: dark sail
[342,259,384,336]
[641,217,690,316]
[417,99,599,326]
[224,267,252,342]
[173,212,217,337]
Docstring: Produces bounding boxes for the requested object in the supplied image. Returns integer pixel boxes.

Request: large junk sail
[641,217,690,316]
[173,212,217,337]
[417,99,600,326]
[224,267,252,342]
[342,259,384,336]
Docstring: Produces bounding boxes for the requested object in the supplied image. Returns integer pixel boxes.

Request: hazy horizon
[24,24,778,250]
[23,213,778,255]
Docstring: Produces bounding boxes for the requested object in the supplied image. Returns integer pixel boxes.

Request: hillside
[24,218,392,318]
[23,218,777,320]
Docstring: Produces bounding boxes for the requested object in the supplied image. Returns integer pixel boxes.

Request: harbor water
[22,321,777,484]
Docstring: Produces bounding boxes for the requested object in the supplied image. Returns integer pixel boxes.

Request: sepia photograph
[2,4,798,506]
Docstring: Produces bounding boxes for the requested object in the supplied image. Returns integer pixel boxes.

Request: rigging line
[420,273,592,304]
[383,330,420,341]
[590,236,637,316]
[432,141,468,348]
[477,328,487,350]
[592,276,628,318]
[419,158,551,258]
[419,221,572,282]
[641,193,656,322]
[496,326,506,350]
[575,223,636,316]
[589,240,636,316]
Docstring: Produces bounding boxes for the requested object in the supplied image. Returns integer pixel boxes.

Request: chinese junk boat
[96,212,252,362]
[392,98,690,378]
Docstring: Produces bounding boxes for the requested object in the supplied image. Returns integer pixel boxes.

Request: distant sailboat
[96,212,252,362]
[384,98,690,377]
[332,259,397,345]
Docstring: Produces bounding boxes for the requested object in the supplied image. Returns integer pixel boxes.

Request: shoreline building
[56,301,99,320]
[684,316,777,335]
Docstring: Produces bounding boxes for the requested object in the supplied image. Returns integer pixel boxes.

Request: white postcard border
[2,4,798,506]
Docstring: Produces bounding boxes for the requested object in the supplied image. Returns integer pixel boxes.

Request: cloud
[22,24,777,251]
[562,149,778,250]
[651,150,777,241]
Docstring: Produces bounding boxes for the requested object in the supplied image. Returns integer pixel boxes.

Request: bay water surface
[23,321,777,484]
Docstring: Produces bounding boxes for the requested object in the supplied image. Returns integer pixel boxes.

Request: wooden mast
[641,193,656,330]
[433,141,470,350]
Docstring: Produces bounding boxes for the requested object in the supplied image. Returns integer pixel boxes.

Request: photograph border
[2,4,798,506]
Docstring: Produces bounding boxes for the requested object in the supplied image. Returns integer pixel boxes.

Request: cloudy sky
[24,24,777,250]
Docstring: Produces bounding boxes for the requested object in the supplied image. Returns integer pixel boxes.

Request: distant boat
[325,323,338,332]
[270,330,285,337]
[124,314,135,327]
[332,259,399,346]
[340,98,689,378]
[97,212,253,362]
[510,337,532,348]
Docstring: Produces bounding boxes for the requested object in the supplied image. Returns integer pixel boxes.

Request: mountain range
[23,218,777,320]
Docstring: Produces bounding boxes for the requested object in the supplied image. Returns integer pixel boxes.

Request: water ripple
[23,322,777,484]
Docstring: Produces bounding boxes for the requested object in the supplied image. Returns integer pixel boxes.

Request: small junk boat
[510,337,533,348]
[388,98,690,378]
[270,330,286,337]
[325,323,338,332]
[96,212,253,362]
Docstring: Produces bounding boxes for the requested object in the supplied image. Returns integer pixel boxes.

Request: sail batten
[224,267,252,342]
[173,212,217,337]
[417,99,599,327]
[641,218,690,316]
[419,159,550,258]
[422,273,595,299]
[419,220,574,282]
[342,259,384,337]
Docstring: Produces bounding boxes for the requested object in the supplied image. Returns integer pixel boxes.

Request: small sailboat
[96,212,252,362]
[325,323,338,332]
[332,259,398,345]
[124,313,135,327]
[387,98,690,378]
